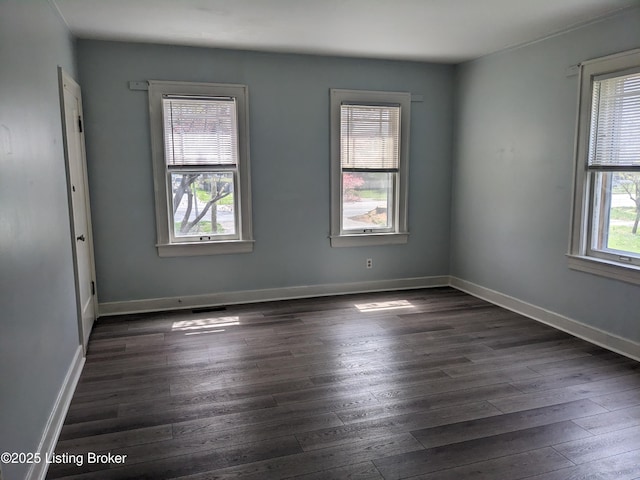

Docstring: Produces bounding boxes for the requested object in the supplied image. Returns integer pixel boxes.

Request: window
[148,81,253,256]
[569,49,640,284]
[330,89,411,247]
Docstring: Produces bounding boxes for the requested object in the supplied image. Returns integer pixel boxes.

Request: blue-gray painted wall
[76,41,455,303]
[0,1,79,479]
[451,9,640,342]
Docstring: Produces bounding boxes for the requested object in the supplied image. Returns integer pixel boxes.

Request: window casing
[569,49,640,284]
[330,89,411,247]
[149,81,253,257]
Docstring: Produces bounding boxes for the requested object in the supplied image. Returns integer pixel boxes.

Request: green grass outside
[610,207,638,221]
[608,208,640,254]
[174,221,225,234]
[608,224,640,254]
[355,189,387,200]
[195,189,234,205]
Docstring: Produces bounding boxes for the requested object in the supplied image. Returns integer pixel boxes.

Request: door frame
[58,67,98,352]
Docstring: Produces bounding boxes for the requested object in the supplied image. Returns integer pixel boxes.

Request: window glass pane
[589,72,640,167]
[163,97,238,167]
[342,172,394,231]
[340,105,400,170]
[592,171,640,257]
[171,172,236,237]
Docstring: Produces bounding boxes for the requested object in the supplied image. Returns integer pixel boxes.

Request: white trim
[98,276,449,316]
[157,239,254,257]
[449,277,640,362]
[26,346,85,480]
[48,0,71,29]
[580,47,640,67]
[567,254,640,286]
[329,233,409,247]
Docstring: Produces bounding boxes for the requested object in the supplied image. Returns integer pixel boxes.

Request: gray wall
[76,41,454,303]
[0,1,79,479]
[451,8,640,342]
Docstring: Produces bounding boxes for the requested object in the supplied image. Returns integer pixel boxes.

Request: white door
[59,68,97,351]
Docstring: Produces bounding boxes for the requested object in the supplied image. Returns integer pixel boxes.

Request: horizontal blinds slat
[163,97,238,166]
[589,71,640,168]
[341,104,400,170]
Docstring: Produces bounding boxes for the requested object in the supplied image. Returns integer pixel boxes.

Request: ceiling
[52,0,639,63]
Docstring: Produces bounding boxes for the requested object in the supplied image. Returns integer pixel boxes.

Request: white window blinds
[589,71,640,168]
[340,104,401,170]
[163,96,238,167]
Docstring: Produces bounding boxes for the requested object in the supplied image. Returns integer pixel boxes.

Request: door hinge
[91,281,95,296]
[78,116,83,133]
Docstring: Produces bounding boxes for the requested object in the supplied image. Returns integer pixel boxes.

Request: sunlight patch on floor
[172,316,240,332]
[354,300,414,312]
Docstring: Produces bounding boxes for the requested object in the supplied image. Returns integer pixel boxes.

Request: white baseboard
[450,277,640,362]
[26,346,85,480]
[98,276,450,316]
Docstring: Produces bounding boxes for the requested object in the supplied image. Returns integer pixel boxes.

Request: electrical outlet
[366,258,373,269]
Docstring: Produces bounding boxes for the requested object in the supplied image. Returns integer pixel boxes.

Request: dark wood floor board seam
[170,433,425,480]
[167,392,378,441]
[527,352,636,376]
[590,386,640,412]
[551,424,640,464]
[509,362,640,395]
[299,401,502,452]
[280,461,385,480]
[373,421,588,479]
[369,369,538,403]
[173,412,344,448]
[289,339,414,357]
[442,351,595,378]
[410,399,606,450]
[548,445,579,469]
[255,349,414,371]
[571,404,640,435]
[488,372,640,414]
[68,384,173,410]
[118,393,277,422]
[54,425,174,456]
[520,448,640,480]
[170,377,317,400]
[377,446,575,480]
[309,366,452,388]
[465,346,596,368]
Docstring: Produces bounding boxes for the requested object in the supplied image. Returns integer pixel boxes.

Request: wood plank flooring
[47,287,640,479]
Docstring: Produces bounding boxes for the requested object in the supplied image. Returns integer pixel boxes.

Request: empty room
[1,1,640,479]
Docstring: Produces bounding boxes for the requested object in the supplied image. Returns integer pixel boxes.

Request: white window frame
[568,49,640,285]
[148,81,253,257]
[330,89,411,247]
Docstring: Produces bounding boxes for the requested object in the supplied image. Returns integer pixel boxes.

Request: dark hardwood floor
[47,287,640,479]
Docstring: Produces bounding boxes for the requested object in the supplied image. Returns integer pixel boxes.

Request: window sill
[567,254,640,286]
[330,232,409,247]
[157,240,254,257]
